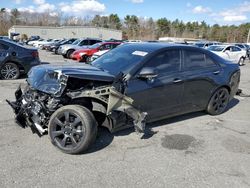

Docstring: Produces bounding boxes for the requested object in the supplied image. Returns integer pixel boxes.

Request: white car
[33,39,54,48]
[27,39,44,46]
[90,49,109,61]
[207,45,246,65]
[36,39,61,49]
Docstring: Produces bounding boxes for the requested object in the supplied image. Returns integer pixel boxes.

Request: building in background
[8,25,122,40]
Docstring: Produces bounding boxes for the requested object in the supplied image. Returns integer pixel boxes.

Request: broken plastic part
[68,86,147,134]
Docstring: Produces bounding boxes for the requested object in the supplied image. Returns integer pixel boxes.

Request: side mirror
[137,67,158,79]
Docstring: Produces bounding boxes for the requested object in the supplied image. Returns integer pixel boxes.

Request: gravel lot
[0,49,250,188]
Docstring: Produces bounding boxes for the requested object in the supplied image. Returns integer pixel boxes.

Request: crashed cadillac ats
[7,43,240,154]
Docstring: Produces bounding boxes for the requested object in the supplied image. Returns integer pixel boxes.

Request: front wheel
[207,87,229,115]
[48,105,97,154]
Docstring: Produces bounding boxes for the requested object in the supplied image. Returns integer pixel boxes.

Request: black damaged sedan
[7,43,240,154]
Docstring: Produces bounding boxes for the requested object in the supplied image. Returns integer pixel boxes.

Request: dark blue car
[8,43,240,154]
[0,39,40,79]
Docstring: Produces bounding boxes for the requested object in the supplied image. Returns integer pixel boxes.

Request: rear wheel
[48,105,97,154]
[207,87,229,115]
[0,62,20,80]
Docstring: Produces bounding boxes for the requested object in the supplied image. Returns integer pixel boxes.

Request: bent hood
[27,64,115,96]
[29,64,115,82]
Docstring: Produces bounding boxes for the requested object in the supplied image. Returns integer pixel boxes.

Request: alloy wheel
[0,63,19,79]
[211,88,229,114]
[50,111,85,150]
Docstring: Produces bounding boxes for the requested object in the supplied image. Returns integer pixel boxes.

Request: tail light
[32,51,39,58]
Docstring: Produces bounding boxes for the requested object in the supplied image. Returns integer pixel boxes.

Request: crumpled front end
[6,85,54,136]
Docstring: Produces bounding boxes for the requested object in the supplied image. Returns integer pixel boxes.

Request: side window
[206,55,217,67]
[224,47,230,51]
[90,40,101,45]
[89,40,97,45]
[112,44,120,49]
[103,44,111,50]
[184,50,216,70]
[145,50,181,75]
[232,46,241,52]
[0,43,9,50]
[79,40,89,46]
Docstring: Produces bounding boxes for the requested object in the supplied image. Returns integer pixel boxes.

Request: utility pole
[247,28,250,44]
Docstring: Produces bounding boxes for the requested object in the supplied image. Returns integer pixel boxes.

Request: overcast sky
[2,0,250,25]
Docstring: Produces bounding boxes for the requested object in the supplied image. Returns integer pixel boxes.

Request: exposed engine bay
[7,65,147,138]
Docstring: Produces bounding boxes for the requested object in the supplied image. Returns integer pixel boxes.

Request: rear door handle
[173,78,182,83]
[213,70,220,75]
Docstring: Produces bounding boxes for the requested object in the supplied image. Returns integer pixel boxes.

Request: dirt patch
[161,134,196,150]
[222,136,250,154]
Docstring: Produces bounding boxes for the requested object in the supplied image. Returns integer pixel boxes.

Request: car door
[125,49,184,121]
[182,49,221,112]
[0,42,10,64]
[232,46,244,60]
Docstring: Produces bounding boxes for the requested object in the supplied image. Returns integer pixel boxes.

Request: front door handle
[213,70,220,75]
[173,78,182,83]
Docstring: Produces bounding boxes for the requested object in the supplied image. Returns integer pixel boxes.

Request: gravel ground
[0,49,250,188]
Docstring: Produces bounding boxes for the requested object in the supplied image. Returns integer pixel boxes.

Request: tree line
[0,8,249,43]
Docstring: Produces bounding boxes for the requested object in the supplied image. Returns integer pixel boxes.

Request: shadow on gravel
[85,98,240,154]
[226,98,239,112]
[86,127,114,154]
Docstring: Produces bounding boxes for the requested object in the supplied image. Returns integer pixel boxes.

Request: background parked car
[49,38,77,54]
[39,39,61,49]
[33,39,55,48]
[28,38,44,46]
[194,41,221,48]
[71,42,122,62]
[58,38,102,58]
[25,35,40,45]
[207,45,246,65]
[90,49,109,62]
[234,43,250,59]
[0,39,40,79]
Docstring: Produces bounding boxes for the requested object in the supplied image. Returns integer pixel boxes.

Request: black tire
[238,57,245,66]
[207,87,230,115]
[0,62,20,80]
[86,56,91,63]
[66,49,75,59]
[48,105,97,154]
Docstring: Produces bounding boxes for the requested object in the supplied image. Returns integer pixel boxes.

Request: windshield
[89,43,102,49]
[207,46,225,52]
[91,45,149,76]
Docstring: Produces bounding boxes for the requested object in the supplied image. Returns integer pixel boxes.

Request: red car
[71,42,122,62]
